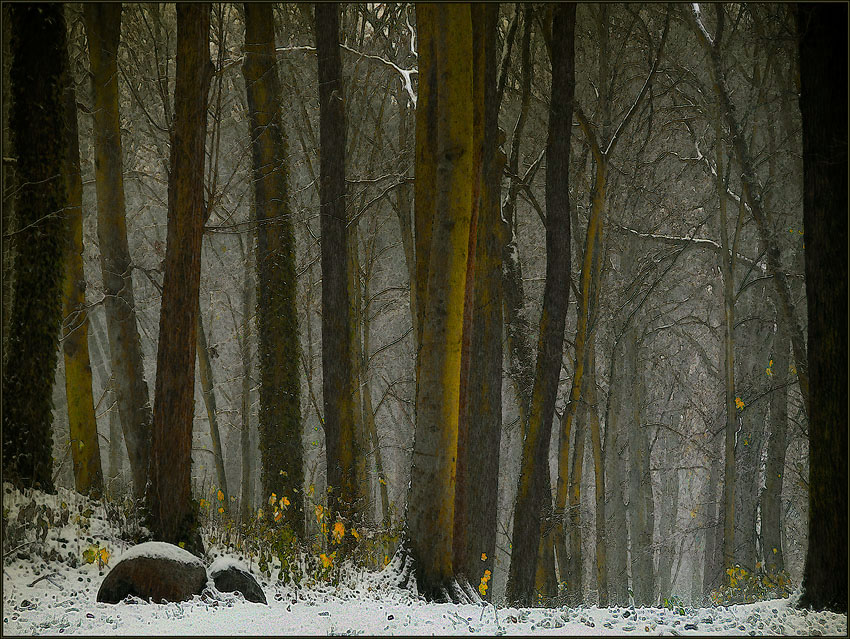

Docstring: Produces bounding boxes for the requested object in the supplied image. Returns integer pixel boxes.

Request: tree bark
[61,60,104,499]
[84,3,153,499]
[239,232,256,522]
[506,2,575,608]
[797,2,848,614]
[197,308,228,503]
[407,3,474,602]
[2,4,68,492]
[243,2,304,537]
[148,2,211,551]
[315,2,358,535]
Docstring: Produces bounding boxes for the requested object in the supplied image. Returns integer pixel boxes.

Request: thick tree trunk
[797,2,848,614]
[407,3,474,602]
[61,66,104,498]
[148,3,211,551]
[453,4,502,594]
[1,4,15,367]
[2,4,68,492]
[84,4,153,499]
[506,3,575,608]
[242,2,303,536]
[315,2,358,535]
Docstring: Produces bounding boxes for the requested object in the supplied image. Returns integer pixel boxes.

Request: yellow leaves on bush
[332,521,345,544]
[268,493,277,506]
[478,569,492,596]
[281,496,290,508]
[351,527,359,540]
[217,490,225,502]
[766,359,773,376]
[735,397,745,410]
[274,510,283,523]
[383,555,390,567]
[257,508,264,519]
[199,498,209,509]
[218,506,225,514]
[308,484,315,496]
[319,551,336,568]
[481,553,487,561]
[315,504,324,522]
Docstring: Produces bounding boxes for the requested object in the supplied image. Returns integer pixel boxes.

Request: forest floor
[2,484,846,636]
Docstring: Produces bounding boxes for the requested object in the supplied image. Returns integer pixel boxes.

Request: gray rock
[97,542,207,604]
[209,559,267,605]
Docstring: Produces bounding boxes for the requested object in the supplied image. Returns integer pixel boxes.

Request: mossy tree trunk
[148,2,212,551]
[407,3,474,602]
[242,2,303,537]
[2,4,68,492]
[315,2,358,540]
[61,56,103,498]
[84,3,153,500]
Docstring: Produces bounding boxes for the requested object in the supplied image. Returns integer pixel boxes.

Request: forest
[1,2,847,635]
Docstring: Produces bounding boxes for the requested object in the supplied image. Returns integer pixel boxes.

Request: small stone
[624,610,631,618]
[387,615,394,621]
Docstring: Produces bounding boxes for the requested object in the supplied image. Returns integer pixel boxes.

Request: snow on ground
[2,484,846,636]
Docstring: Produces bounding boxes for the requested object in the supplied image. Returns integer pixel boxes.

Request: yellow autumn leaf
[735,397,745,410]
[281,496,290,508]
[320,552,335,568]
[773,547,777,554]
[308,484,315,496]
[274,510,283,522]
[383,555,390,566]
[217,490,225,502]
[268,493,277,505]
[257,508,264,519]
[218,506,224,514]
[315,504,324,521]
[332,521,345,544]
[99,548,110,565]
[481,553,487,561]
[478,581,488,596]
[200,498,208,509]
[351,527,360,540]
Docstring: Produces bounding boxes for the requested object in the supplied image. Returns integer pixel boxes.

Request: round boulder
[209,557,267,605]
[97,541,207,604]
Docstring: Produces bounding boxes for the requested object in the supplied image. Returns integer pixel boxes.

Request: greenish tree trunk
[242,2,303,537]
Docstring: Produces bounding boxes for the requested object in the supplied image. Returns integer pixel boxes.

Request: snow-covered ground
[2,485,846,636]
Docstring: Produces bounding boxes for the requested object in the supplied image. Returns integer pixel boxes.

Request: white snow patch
[116,542,203,567]
[209,556,250,576]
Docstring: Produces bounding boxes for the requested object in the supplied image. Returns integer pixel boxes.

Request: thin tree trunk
[84,3,153,500]
[148,2,211,550]
[197,308,227,503]
[604,340,628,605]
[239,233,256,522]
[587,339,607,606]
[315,2,357,535]
[243,2,303,536]
[506,3,575,608]
[88,315,124,492]
[61,63,103,498]
[761,295,788,573]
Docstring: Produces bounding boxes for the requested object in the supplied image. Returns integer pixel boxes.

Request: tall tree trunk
[506,3,575,608]
[1,3,15,367]
[604,340,628,605]
[88,314,124,493]
[797,2,848,614]
[62,62,104,498]
[239,232,256,522]
[242,2,303,537]
[84,4,153,499]
[148,2,212,551]
[315,2,358,535]
[657,417,680,600]
[587,339,608,606]
[626,329,655,606]
[197,308,228,502]
[2,4,68,492]
[407,3,474,602]
[459,4,504,599]
[761,294,789,573]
